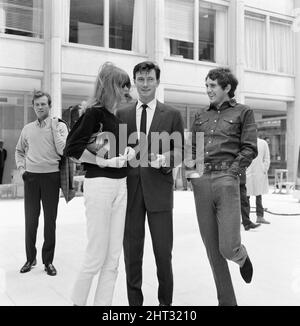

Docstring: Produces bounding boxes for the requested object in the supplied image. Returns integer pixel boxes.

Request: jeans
[191,171,248,306]
[240,183,251,226]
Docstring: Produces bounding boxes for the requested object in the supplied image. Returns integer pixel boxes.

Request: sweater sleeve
[64,108,102,160]
[15,127,27,171]
[228,108,258,175]
[52,121,68,156]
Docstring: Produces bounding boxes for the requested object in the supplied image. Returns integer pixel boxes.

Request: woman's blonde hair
[86,62,131,111]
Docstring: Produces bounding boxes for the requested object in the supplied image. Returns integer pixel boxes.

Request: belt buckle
[221,162,228,170]
[204,163,212,171]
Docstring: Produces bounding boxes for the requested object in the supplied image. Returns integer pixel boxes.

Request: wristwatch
[161,154,167,167]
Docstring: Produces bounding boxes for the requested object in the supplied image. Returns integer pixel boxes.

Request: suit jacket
[59,154,76,203]
[0,148,7,168]
[56,119,75,203]
[116,101,184,212]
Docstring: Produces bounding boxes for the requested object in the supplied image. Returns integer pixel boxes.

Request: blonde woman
[64,62,134,306]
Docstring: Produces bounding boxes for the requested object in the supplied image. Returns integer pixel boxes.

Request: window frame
[244,11,267,71]
[165,0,229,65]
[67,0,140,53]
[0,0,44,39]
[244,9,295,76]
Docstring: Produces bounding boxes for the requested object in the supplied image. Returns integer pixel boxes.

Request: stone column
[228,0,245,104]
[43,0,63,117]
[288,0,300,181]
[0,0,5,34]
[147,0,165,102]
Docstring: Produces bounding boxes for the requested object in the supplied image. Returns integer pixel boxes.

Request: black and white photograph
[0,0,300,312]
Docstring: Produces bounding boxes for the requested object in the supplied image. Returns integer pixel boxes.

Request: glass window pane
[165,0,194,59]
[109,0,134,51]
[170,39,194,59]
[245,13,266,70]
[199,7,215,62]
[198,2,227,64]
[165,0,194,43]
[0,0,43,38]
[69,0,104,47]
[0,95,24,184]
[270,20,294,74]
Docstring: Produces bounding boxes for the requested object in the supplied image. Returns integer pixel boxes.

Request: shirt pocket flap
[195,118,209,126]
[222,118,240,135]
[223,118,239,125]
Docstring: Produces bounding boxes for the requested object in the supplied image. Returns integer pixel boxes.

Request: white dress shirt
[136,99,157,139]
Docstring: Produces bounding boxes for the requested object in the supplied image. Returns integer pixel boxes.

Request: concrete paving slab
[0,189,300,306]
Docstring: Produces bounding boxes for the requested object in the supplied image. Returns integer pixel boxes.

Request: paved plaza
[1,189,300,306]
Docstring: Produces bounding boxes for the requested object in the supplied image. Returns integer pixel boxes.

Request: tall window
[69,0,142,52]
[245,12,266,71]
[270,18,294,75]
[165,0,194,59]
[165,0,227,64]
[0,0,43,38]
[245,13,294,74]
[69,0,104,47]
[198,7,215,62]
[109,0,134,50]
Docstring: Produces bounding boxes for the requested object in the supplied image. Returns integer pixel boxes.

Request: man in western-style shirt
[15,91,68,276]
[186,68,257,306]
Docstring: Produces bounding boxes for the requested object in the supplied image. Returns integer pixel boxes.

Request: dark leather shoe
[20,259,37,273]
[240,256,253,283]
[244,222,261,231]
[44,263,57,276]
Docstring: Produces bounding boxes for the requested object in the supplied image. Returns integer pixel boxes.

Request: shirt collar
[137,98,157,111]
[208,98,237,111]
[36,116,51,128]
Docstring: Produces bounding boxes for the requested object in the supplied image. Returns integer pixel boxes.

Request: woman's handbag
[86,122,110,159]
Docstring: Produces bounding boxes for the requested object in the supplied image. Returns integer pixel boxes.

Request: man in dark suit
[116,61,184,306]
[0,140,7,184]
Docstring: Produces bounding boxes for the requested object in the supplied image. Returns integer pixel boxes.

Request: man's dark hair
[133,61,161,81]
[206,68,238,98]
[32,90,52,106]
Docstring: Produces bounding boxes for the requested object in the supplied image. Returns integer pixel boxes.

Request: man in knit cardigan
[15,91,68,276]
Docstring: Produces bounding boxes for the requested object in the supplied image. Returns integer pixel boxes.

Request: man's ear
[225,84,231,94]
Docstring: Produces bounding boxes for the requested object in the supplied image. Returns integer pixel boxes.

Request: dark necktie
[138,104,148,162]
[140,104,147,136]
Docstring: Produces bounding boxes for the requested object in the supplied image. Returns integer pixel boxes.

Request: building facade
[0,0,299,184]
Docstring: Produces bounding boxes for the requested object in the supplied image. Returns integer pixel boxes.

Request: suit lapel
[128,103,137,135]
[124,103,138,148]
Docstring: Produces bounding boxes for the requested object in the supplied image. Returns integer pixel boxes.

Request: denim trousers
[191,171,248,306]
[240,183,251,226]
[71,177,127,306]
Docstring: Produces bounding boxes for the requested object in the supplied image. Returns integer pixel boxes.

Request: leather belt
[204,161,233,172]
